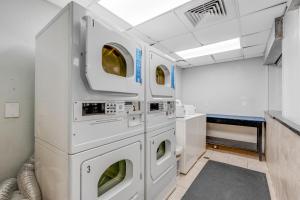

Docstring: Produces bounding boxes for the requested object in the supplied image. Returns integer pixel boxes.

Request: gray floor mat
[182,160,271,200]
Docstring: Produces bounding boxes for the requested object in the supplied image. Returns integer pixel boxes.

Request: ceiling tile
[125,28,157,44]
[213,49,243,61]
[214,56,244,64]
[241,29,271,47]
[46,0,93,7]
[193,19,240,45]
[176,60,191,68]
[187,55,215,66]
[169,53,184,61]
[244,52,264,59]
[243,44,266,58]
[159,33,201,52]
[135,11,188,41]
[238,0,286,16]
[152,43,171,54]
[240,4,286,35]
[88,3,132,31]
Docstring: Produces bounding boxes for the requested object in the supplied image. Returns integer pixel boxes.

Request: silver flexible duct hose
[17,157,41,200]
[10,191,27,200]
[0,178,17,200]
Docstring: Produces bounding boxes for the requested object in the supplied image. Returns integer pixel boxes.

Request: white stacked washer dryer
[35,2,145,200]
[145,46,177,200]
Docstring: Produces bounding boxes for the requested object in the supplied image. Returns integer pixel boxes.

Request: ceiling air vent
[184,0,227,26]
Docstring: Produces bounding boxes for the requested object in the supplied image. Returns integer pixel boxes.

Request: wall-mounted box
[5,102,20,118]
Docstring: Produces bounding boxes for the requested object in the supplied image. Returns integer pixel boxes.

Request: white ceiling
[45,0,288,68]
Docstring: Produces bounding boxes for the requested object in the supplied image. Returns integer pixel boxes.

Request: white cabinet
[176,113,206,174]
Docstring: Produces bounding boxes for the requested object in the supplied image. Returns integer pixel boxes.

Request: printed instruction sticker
[135,48,142,84]
[171,64,175,89]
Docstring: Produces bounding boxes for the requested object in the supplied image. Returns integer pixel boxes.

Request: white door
[81,141,143,200]
[150,129,176,181]
[149,51,175,98]
[85,17,143,95]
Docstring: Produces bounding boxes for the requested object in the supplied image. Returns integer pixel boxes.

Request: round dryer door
[150,128,176,181]
[84,17,144,95]
[149,51,175,98]
[81,141,143,200]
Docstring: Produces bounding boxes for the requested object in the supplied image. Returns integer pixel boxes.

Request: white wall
[181,57,268,116]
[0,0,59,182]
[180,57,268,143]
[268,65,282,111]
[282,8,300,125]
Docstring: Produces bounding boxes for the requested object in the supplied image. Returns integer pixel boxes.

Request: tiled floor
[167,149,277,200]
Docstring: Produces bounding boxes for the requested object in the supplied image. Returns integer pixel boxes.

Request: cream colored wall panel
[266,115,300,200]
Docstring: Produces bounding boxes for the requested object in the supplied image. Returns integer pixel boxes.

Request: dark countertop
[266,110,300,136]
[207,114,265,122]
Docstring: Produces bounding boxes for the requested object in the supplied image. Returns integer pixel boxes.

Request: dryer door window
[98,160,126,196]
[156,141,166,160]
[155,66,166,85]
[102,44,134,78]
[149,51,175,97]
[150,129,176,181]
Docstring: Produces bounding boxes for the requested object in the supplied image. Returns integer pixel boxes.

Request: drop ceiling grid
[235,0,246,60]
[240,3,286,35]
[237,0,287,16]
[243,44,266,57]
[135,11,190,42]
[46,0,287,67]
[159,32,202,52]
[125,28,158,44]
[241,29,271,47]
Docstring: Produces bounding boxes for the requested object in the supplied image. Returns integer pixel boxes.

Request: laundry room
[0,0,300,200]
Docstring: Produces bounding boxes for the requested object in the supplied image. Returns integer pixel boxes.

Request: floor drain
[203,156,210,159]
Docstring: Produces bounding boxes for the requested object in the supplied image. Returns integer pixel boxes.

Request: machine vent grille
[185,0,227,26]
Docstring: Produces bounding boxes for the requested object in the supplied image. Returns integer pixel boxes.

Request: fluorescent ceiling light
[175,38,241,59]
[97,0,191,26]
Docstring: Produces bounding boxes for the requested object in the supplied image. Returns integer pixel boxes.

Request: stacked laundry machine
[144,46,177,200]
[35,3,145,200]
[35,2,177,200]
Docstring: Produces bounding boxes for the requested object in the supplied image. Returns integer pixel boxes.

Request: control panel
[74,101,142,121]
[148,101,175,117]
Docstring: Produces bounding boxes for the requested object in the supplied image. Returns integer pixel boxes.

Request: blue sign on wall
[135,48,142,84]
[171,64,175,89]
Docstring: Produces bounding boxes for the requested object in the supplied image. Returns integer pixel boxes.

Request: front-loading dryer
[35,134,144,200]
[144,46,177,200]
[35,2,145,200]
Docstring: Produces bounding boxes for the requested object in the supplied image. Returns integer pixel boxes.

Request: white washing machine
[145,46,177,200]
[35,2,145,200]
